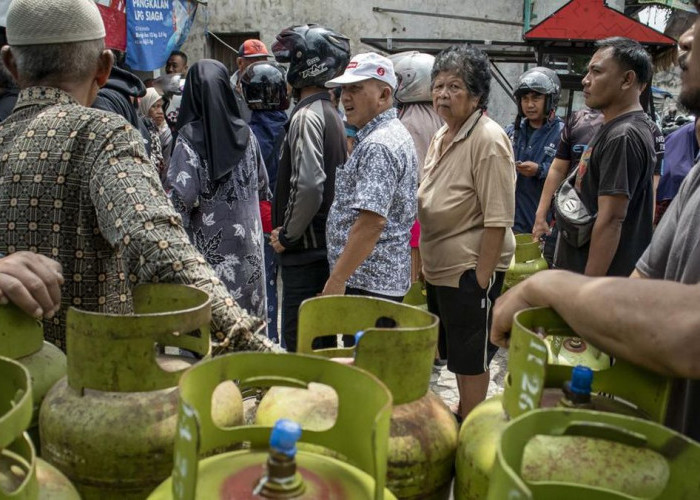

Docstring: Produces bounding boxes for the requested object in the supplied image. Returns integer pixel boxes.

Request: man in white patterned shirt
[324,53,417,304]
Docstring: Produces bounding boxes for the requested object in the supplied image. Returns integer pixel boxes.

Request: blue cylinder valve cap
[569,365,593,395]
[270,419,303,458]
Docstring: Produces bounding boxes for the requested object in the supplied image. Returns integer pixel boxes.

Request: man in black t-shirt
[491,6,700,442]
[533,106,664,267]
[553,37,656,276]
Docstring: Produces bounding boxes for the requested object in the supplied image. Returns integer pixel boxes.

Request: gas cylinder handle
[168,352,393,500]
[296,295,440,405]
[66,284,212,393]
[0,357,33,450]
[487,408,700,500]
[503,307,671,423]
[0,357,40,498]
[562,421,647,448]
[0,303,44,359]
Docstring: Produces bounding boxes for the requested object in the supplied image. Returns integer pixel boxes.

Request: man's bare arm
[322,210,386,295]
[532,158,570,241]
[585,194,628,276]
[475,227,506,288]
[653,173,660,218]
[491,270,700,378]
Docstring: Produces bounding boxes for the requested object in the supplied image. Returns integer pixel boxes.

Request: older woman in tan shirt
[418,45,516,421]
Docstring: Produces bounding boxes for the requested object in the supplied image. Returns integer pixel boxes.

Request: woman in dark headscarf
[168,59,270,320]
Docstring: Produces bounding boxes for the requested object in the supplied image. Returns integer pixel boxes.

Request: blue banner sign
[126,0,197,71]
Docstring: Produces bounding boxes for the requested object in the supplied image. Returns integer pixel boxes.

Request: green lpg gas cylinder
[0,304,66,451]
[453,307,672,500]
[39,284,243,500]
[488,408,700,499]
[502,234,549,293]
[0,356,79,499]
[147,352,397,500]
[542,330,611,369]
[402,281,428,311]
[256,296,457,500]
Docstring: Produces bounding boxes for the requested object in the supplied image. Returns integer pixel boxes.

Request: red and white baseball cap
[326,52,397,89]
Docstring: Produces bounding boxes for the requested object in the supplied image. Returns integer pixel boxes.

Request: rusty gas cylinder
[502,234,549,292]
[0,355,79,499]
[0,303,66,452]
[147,352,398,500]
[256,296,456,499]
[39,284,243,499]
[453,307,672,500]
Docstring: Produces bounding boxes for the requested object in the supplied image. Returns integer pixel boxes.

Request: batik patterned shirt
[0,87,270,353]
[326,108,417,296]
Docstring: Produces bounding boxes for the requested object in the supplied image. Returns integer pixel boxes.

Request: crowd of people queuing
[1,0,700,441]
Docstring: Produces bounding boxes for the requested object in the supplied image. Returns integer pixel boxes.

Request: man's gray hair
[11,39,105,86]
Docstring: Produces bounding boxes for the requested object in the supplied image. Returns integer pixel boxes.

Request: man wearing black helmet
[241,61,290,344]
[506,67,564,236]
[269,24,351,352]
[230,39,272,123]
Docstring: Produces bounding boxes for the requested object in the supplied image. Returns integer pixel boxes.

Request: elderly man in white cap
[0,0,272,353]
[322,52,418,309]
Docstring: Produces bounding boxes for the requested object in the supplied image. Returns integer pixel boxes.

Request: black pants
[280,259,336,352]
[426,270,504,376]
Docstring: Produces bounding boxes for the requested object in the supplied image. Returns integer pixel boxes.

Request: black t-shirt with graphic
[555,110,656,276]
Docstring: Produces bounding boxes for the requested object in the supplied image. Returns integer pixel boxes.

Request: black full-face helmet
[272,24,351,89]
[241,61,289,111]
[514,66,561,115]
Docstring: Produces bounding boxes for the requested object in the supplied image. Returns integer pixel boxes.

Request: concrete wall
[181,0,527,126]
[180,0,625,126]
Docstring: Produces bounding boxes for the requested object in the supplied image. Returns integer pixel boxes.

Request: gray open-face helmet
[514,66,561,114]
[389,51,435,104]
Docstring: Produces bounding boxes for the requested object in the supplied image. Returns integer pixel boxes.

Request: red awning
[524,0,676,46]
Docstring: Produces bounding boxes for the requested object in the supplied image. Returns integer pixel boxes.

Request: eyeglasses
[431,82,467,96]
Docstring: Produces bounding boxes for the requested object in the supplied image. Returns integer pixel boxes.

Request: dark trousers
[280,259,336,352]
[427,270,504,376]
[263,235,279,343]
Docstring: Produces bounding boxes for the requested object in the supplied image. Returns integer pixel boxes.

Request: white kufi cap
[7,0,106,46]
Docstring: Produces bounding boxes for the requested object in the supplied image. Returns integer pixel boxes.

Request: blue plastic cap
[270,419,303,457]
[569,365,593,395]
